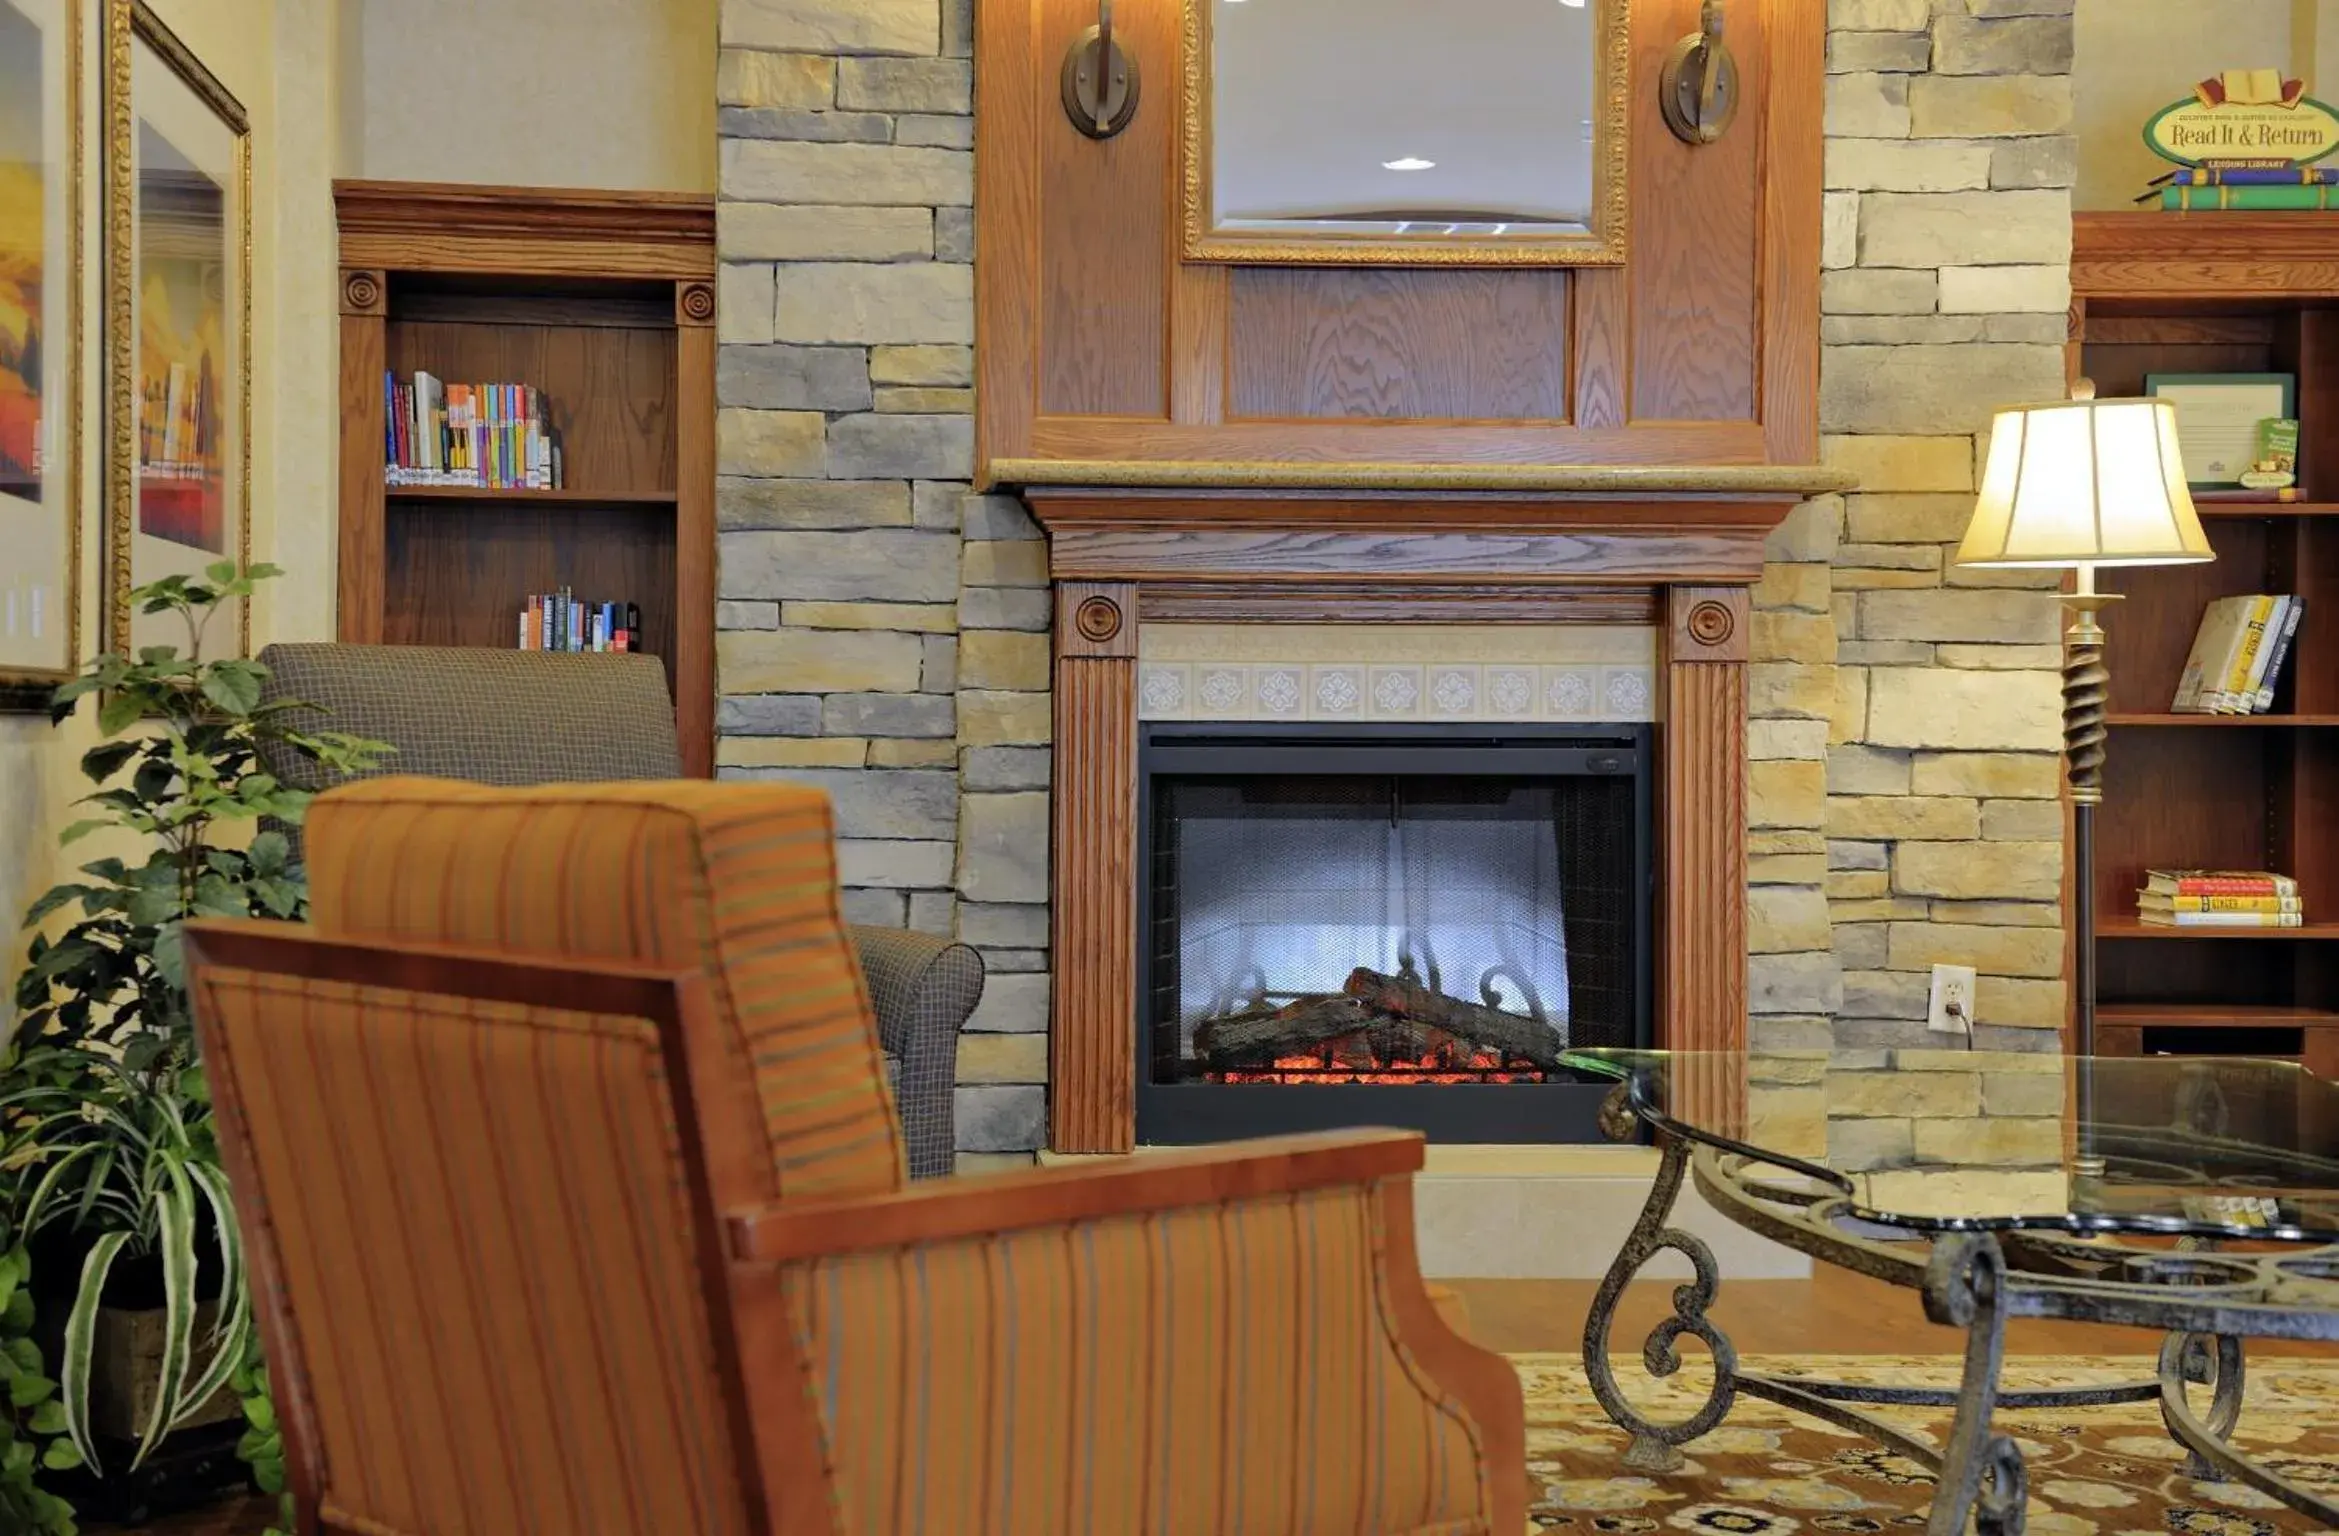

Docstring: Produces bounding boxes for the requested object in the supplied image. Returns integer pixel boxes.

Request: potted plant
[8,562,384,1524]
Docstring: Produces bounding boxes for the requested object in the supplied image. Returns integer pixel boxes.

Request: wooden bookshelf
[333,182,716,775]
[2072,213,2339,1063]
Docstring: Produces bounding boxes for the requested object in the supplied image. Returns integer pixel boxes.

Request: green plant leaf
[7,1374,53,1409]
[26,1401,66,1437]
[95,690,144,736]
[59,1229,130,1475]
[76,741,140,785]
[39,1439,80,1471]
[199,663,263,718]
[53,821,110,849]
[130,1161,198,1467]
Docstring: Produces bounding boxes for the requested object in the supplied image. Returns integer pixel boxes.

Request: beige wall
[346,0,714,192]
[2074,0,2309,209]
[2,0,716,1026]
[1,0,344,1004]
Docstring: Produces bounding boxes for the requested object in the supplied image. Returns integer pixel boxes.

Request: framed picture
[101,0,246,658]
[2144,372,2296,489]
[0,0,83,710]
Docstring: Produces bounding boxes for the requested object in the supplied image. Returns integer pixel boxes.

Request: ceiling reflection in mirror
[1197,0,1620,259]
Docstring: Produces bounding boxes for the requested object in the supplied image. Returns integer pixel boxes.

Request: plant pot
[27,1231,252,1522]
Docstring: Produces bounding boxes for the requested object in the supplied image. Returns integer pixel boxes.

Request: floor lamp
[1950,386,2214,1147]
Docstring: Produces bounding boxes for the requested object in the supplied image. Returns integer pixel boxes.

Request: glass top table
[1555,1048,2339,1531]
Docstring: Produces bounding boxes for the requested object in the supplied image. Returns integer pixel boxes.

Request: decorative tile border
[1138,659,1659,722]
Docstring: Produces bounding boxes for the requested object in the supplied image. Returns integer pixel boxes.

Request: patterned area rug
[1513,1353,2339,1535]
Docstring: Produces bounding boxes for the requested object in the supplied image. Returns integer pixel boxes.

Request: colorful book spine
[381,374,562,491]
[2160,184,2338,210]
[515,591,640,653]
[2137,910,2305,927]
[2163,166,2339,186]
[2140,894,2302,914]
[2255,597,2305,712]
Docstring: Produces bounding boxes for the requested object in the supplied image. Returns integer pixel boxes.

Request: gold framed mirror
[1181,0,1631,267]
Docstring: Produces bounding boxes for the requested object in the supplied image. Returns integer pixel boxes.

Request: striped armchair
[257,643,981,1175]
[186,783,1526,1534]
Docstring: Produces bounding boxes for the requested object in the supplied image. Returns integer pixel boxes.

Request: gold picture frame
[101,0,249,659]
[1180,0,1632,267]
[0,0,86,710]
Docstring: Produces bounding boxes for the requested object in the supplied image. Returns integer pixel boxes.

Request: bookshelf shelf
[387,487,680,506]
[2108,713,2339,727]
[2074,211,2339,1060]
[335,181,715,775]
[2098,1001,2339,1025]
[2196,501,2339,517]
[2098,921,2339,941]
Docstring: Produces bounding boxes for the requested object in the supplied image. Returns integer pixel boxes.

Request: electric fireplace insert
[1135,723,1653,1143]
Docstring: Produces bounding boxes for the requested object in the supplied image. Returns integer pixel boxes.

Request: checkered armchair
[256,644,982,1176]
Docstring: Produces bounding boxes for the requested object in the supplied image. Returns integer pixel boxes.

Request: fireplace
[1135,723,1653,1143]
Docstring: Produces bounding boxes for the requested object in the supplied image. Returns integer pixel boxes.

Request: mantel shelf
[989,459,1858,498]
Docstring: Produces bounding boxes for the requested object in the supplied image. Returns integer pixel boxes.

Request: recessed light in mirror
[1558,0,1586,7]
[1381,157,1436,171]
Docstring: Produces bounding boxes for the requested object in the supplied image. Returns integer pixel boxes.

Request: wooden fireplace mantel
[1027,485,1788,1152]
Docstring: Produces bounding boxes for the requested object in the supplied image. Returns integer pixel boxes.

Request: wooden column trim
[674,284,717,778]
[336,270,387,643]
[1660,585,1750,1137]
[1051,582,1140,1153]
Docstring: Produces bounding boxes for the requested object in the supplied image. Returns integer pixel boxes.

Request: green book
[2161,184,2337,210]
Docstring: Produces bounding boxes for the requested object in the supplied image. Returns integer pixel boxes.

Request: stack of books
[2138,869,2303,929]
[385,371,564,490]
[2143,165,2339,211]
[520,590,641,653]
[2171,594,2306,713]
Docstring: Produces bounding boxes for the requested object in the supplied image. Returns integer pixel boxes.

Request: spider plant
[0,1045,245,1474]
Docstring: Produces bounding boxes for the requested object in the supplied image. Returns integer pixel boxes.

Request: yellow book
[2138,893,2302,914]
[2215,596,2278,713]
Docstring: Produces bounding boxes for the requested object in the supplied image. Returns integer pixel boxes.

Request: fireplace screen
[1141,730,1648,1130]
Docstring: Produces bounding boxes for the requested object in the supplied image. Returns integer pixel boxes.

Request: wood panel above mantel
[975,0,1826,488]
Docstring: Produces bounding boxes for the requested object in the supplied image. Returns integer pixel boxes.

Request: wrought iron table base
[1581,1119,2339,1535]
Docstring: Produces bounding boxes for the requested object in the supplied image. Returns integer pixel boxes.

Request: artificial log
[1341,967,1565,1070]
[1194,995,1373,1065]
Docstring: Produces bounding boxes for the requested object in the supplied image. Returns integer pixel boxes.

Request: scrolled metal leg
[1924,1233,2025,1536]
[1581,1119,1738,1473]
[2160,1332,2246,1482]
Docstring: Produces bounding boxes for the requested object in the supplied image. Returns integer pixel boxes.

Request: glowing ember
[1213,1033,1544,1086]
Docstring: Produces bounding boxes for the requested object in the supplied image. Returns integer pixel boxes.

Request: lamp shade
[1954,397,2215,569]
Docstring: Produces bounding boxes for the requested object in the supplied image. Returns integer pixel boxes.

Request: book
[2255,597,2305,712]
[2235,595,2291,710]
[2193,487,2303,502]
[2139,893,2303,914]
[516,588,640,653]
[2172,595,2262,712]
[2159,184,2338,210]
[2146,869,2299,895]
[2214,595,2278,712]
[2159,166,2339,186]
[2137,910,2305,927]
[382,372,564,490]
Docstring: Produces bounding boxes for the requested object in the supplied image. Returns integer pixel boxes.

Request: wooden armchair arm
[726,1127,1422,1263]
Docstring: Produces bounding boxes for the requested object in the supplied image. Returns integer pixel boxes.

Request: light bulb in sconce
[1381,156,1436,171]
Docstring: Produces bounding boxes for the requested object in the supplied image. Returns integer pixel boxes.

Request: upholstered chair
[256,644,982,1176]
[189,780,1525,1534]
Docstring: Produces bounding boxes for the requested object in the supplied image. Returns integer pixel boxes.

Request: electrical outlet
[1927,964,1977,1035]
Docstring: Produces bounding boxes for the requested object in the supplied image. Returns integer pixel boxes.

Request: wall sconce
[1062,0,1141,139]
[1661,0,1739,145]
